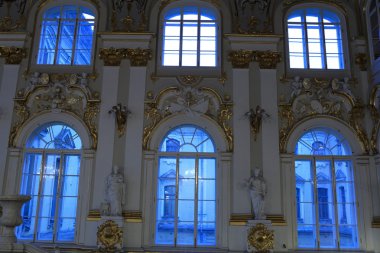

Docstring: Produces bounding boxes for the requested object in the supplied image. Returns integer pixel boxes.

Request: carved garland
[279,77,369,154]
[9,72,100,150]
[143,87,233,151]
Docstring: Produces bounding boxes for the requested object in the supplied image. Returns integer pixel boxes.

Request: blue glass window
[156,125,216,246]
[162,6,217,67]
[368,0,380,61]
[287,7,345,69]
[17,123,82,242]
[295,128,358,249]
[37,5,95,65]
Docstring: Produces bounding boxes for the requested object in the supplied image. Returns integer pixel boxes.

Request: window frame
[284,4,351,78]
[154,125,217,247]
[17,123,82,243]
[293,128,359,250]
[156,1,221,76]
[31,0,97,71]
[366,0,380,63]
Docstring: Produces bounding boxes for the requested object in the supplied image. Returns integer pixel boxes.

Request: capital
[254,50,281,69]
[228,50,255,68]
[0,46,27,64]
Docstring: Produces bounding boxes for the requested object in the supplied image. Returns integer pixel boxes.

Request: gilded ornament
[177,75,202,86]
[369,105,379,154]
[0,0,26,32]
[97,220,123,252]
[0,46,27,64]
[355,53,367,71]
[247,223,274,253]
[228,50,255,68]
[99,47,128,66]
[84,102,100,150]
[218,104,233,151]
[109,103,130,137]
[125,48,152,66]
[254,50,281,69]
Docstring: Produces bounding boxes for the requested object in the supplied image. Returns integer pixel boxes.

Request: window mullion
[71,18,80,65]
[331,158,340,249]
[54,17,63,65]
[303,12,310,69]
[313,157,320,249]
[179,11,184,67]
[174,155,180,246]
[320,13,328,69]
[33,152,46,242]
[52,152,64,242]
[194,155,199,246]
[197,11,201,67]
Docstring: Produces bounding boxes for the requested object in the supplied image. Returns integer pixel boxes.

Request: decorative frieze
[0,46,26,64]
[99,47,151,66]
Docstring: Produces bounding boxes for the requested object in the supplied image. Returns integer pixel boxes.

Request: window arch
[294,128,358,249]
[159,2,219,70]
[367,0,380,62]
[286,6,346,70]
[37,3,96,65]
[17,122,82,242]
[156,125,216,246]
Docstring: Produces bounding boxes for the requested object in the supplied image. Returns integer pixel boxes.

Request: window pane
[306,8,321,23]
[297,224,316,248]
[61,177,79,197]
[197,222,215,245]
[163,51,179,66]
[198,180,215,200]
[296,182,314,203]
[158,157,177,178]
[339,225,358,248]
[298,202,316,225]
[164,22,180,36]
[37,217,54,241]
[177,222,194,245]
[63,155,80,176]
[198,201,215,222]
[198,158,215,179]
[289,53,306,68]
[295,160,313,181]
[326,54,343,69]
[335,161,354,179]
[17,216,36,240]
[62,5,78,19]
[57,218,75,241]
[178,200,194,221]
[200,53,216,67]
[178,179,195,199]
[59,197,77,218]
[44,7,61,19]
[74,49,91,65]
[319,225,336,248]
[200,8,216,20]
[181,51,197,66]
[182,37,198,51]
[156,221,175,244]
[183,6,198,20]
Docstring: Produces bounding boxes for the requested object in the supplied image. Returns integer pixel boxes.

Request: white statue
[105,165,125,216]
[248,167,267,220]
[290,76,302,100]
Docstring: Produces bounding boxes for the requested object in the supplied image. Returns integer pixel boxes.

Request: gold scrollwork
[254,51,281,69]
[143,103,163,149]
[99,47,128,66]
[247,223,274,253]
[228,50,255,68]
[125,48,152,66]
[218,104,233,151]
[84,101,100,149]
[349,105,370,154]
[0,46,27,64]
[97,220,123,252]
[8,102,30,147]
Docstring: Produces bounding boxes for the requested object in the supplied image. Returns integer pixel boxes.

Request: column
[92,49,122,210]
[123,48,151,211]
[220,152,232,249]
[255,51,282,215]
[0,47,25,194]
[229,50,254,214]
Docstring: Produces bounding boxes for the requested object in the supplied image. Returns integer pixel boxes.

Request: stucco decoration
[9,72,100,149]
[279,77,369,154]
[111,0,148,32]
[234,0,273,34]
[143,86,233,151]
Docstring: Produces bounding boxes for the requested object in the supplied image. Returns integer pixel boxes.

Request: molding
[87,210,143,223]
[229,214,287,226]
[0,46,26,64]
[373,216,380,228]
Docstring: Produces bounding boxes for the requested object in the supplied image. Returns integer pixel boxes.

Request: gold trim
[0,46,27,64]
[97,220,123,251]
[247,223,274,252]
[224,33,283,38]
[229,214,287,226]
[125,48,152,66]
[87,210,143,223]
[254,51,281,69]
[99,47,152,66]
[373,216,380,228]
[228,50,254,68]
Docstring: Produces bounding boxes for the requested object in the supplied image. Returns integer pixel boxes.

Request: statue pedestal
[0,195,31,244]
[246,220,274,253]
[97,216,124,251]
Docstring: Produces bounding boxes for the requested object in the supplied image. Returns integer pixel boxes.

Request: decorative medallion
[97,220,123,252]
[247,223,274,253]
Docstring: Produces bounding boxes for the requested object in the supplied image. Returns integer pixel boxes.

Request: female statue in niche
[248,167,267,220]
[106,165,125,216]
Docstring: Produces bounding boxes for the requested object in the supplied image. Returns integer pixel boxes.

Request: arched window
[367,0,380,61]
[286,6,345,70]
[294,128,358,249]
[37,4,96,65]
[17,123,82,242]
[156,125,216,246]
[160,4,218,68]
